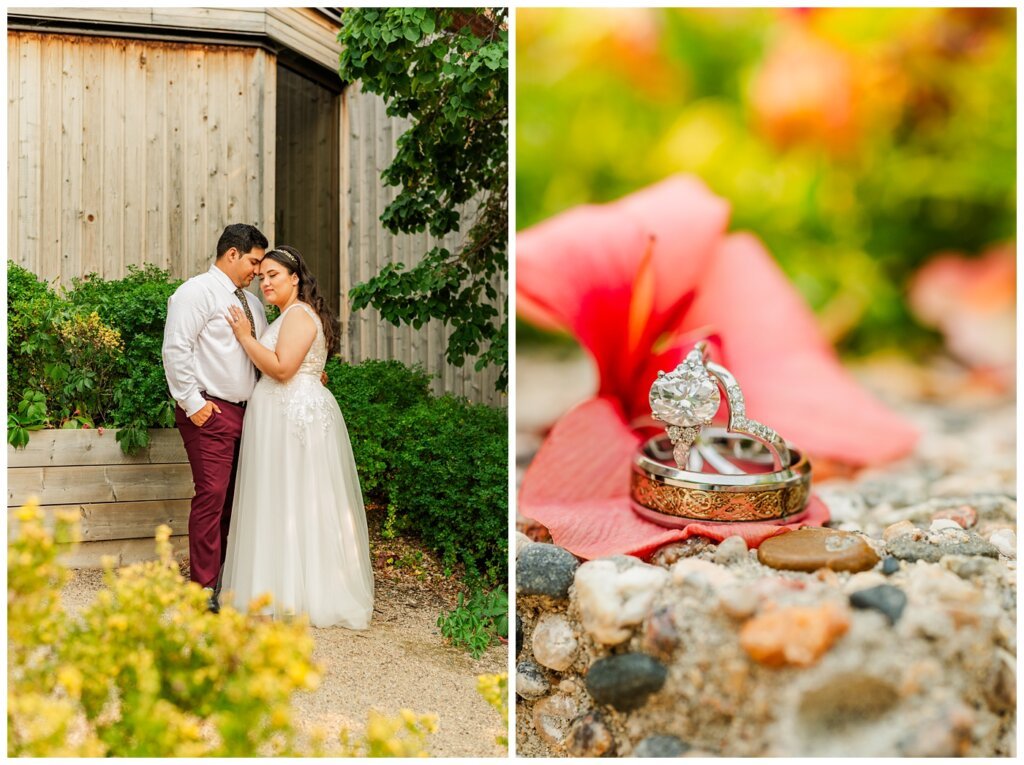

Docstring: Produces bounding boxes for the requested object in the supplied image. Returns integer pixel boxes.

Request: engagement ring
[649,341,791,470]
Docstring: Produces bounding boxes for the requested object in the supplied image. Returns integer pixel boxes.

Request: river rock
[987,529,1015,559]
[930,518,964,534]
[631,734,691,757]
[516,660,550,700]
[932,505,978,528]
[567,710,615,757]
[585,653,668,711]
[883,520,923,543]
[532,694,579,748]
[575,557,669,645]
[758,528,879,573]
[881,557,901,576]
[849,584,908,624]
[532,613,578,671]
[739,602,850,666]
[714,535,749,566]
[517,543,579,600]
[887,533,999,563]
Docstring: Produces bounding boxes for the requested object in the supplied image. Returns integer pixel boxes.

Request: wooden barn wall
[7,31,276,284]
[342,83,507,407]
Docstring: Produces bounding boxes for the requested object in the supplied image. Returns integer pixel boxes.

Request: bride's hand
[226,305,252,340]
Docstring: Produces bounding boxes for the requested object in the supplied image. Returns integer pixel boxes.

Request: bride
[220,245,373,629]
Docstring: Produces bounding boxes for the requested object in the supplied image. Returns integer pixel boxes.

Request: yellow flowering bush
[476,673,509,748]
[8,502,440,757]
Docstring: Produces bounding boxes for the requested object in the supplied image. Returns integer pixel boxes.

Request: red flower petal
[684,233,918,465]
[519,396,831,560]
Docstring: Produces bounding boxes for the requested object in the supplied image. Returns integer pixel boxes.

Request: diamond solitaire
[649,350,720,427]
[648,340,792,471]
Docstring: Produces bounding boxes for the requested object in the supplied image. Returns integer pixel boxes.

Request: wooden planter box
[8,428,192,568]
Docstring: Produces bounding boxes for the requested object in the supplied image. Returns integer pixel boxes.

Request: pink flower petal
[684,233,918,465]
[519,396,831,560]
[517,175,730,412]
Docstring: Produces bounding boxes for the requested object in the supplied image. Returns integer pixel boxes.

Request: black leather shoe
[204,587,220,614]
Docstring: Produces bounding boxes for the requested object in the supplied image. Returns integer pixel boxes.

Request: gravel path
[60,570,508,757]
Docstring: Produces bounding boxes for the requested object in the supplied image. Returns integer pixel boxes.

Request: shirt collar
[209,264,240,294]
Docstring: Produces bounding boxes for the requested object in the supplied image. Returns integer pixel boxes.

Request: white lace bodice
[254,302,333,444]
[259,302,327,375]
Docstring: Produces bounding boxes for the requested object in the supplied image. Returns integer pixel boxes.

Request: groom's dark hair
[216,223,269,258]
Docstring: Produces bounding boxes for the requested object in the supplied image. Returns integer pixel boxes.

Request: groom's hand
[320,371,328,387]
[190,400,222,427]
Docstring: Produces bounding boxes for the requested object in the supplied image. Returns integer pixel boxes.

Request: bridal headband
[631,341,812,527]
[271,249,298,267]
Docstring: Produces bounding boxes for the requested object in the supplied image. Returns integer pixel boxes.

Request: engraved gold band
[630,432,812,527]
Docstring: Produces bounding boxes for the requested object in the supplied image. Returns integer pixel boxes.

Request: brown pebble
[932,505,978,529]
[758,528,880,573]
[642,606,681,658]
[740,602,850,667]
[566,710,615,757]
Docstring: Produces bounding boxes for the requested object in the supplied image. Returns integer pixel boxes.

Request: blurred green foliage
[517,8,1015,356]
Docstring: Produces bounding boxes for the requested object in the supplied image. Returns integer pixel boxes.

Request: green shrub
[65,266,181,451]
[388,395,508,585]
[7,262,180,452]
[437,588,509,659]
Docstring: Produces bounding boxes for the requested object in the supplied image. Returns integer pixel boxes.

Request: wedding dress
[222,302,373,629]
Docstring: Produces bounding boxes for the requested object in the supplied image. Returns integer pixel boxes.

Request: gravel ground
[60,565,508,757]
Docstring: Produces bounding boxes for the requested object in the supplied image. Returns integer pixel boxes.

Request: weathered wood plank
[11,499,192,541]
[166,46,186,277]
[185,48,207,276]
[102,40,125,278]
[40,36,64,273]
[80,39,104,277]
[59,36,83,285]
[9,464,194,507]
[150,7,265,34]
[143,42,167,272]
[7,428,186,467]
[9,34,22,269]
[10,8,156,25]
[19,34,42,270]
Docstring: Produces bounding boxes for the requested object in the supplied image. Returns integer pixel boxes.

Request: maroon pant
[175,395,245,588]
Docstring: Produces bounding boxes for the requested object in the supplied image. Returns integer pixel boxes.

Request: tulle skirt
[222,375,374,629]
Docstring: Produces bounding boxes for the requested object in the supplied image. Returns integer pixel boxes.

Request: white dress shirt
[162,264,269,417]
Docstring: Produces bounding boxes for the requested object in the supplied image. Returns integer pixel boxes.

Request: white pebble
[575,557,669,645]
[929,518,963,534]
[988,529,1016,559]
[713,535,748,566]
[531,613,578,671]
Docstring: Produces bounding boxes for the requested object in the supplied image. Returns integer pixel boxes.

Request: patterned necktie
[234,288,260,380]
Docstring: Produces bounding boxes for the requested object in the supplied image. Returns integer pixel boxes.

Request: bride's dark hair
[262,245,340,355]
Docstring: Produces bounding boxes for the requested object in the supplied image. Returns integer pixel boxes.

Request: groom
[162,223,270,612]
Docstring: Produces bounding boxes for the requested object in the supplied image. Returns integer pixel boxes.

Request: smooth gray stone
[517,543,579,600]
[887,534,999,563]
[586,653,667,712]
[631,734,692,758]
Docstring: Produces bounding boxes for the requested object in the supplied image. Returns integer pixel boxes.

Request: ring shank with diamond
[630,432,812,525]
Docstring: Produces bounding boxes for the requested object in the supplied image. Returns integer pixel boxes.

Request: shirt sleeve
[162,282,209,417]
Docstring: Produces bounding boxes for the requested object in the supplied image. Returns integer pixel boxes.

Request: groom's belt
[201,391,247,409]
